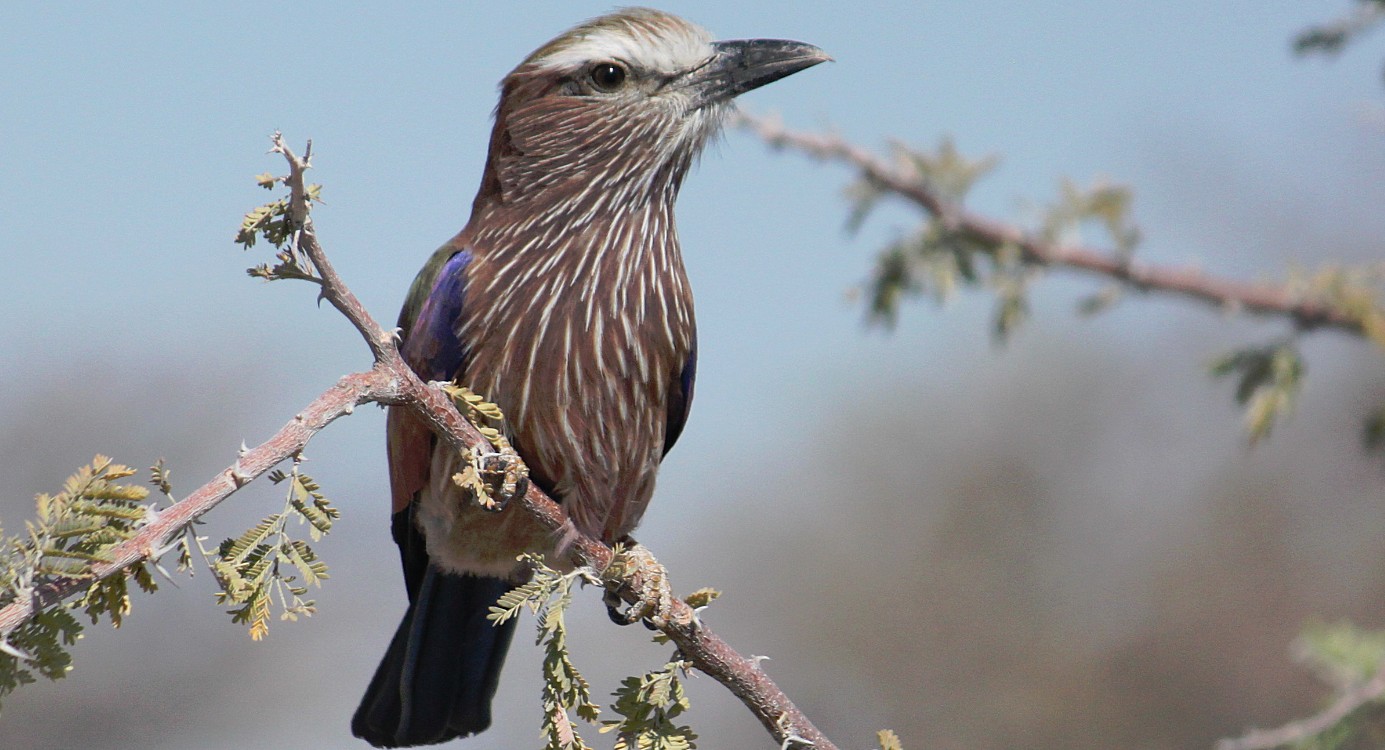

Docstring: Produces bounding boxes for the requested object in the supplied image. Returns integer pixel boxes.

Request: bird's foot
[601,542,689,629]
[452,444,529,512]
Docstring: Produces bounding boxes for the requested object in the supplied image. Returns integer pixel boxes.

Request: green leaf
[45,518,108,540]
[1077,285,1122,317]
[80,575,132,627]
[992,275,1029,345]
[844,179,886,235]
[0,601,85,709]
[894,137,999,202]
[228,583,273,641]
[877,729,905,750]
[1210,343,1304,444]
[605,659,698,750]
[682,588,720,609]
[866,241,918,327]
[69,500,146,521]
[1042,178,1139,256]
[286,471,337,538]
[283,539,328,586]
[1296,620,1385,688]
[489,578,547,623]
[220,515,280,565]
[1365,406,1385,453]
[40,546,113,565]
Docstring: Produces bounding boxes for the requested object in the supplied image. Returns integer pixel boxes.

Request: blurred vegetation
[832,134,1385,451]
[742,3,1385,748]
[1295,0,1385,76]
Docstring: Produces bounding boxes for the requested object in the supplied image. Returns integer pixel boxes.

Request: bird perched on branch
[352,8,827,747]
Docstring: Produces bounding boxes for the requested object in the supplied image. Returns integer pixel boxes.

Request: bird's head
[475,7,828,211]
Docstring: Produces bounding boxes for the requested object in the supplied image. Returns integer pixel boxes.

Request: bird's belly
[419,359,668,574]
[415,439,555,578]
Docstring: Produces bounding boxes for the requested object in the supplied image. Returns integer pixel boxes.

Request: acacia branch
[0,135,839,750]
[737,113,1370,337]
[269,133,397,364]
[0,370,387,638]
[1217,668,1385,750]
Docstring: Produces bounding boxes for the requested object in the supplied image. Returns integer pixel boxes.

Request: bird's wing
[662,330,696,456]
[398,245,473,382]
[388,244,473,515]
[363,246,519,746]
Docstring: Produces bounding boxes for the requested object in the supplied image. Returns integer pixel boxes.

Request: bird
[351,8,827,747]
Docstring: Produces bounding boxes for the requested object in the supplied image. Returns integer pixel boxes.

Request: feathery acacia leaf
[603,658,698,750]
[1210,342,1304,444]
[876,729,905,750]
[0,457,184,709]
[208,458,335,639]
[497,556,602,750]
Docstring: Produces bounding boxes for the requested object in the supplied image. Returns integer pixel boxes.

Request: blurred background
[3,2,1384,748]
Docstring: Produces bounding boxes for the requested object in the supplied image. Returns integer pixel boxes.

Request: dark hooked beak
[689,39,830,107]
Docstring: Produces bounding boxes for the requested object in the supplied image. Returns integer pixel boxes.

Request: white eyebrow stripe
[532,21,713,75]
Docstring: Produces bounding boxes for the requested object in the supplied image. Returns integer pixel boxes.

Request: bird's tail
[352,570,518,748]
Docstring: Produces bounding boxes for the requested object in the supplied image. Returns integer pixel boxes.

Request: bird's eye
[589,62,627,91]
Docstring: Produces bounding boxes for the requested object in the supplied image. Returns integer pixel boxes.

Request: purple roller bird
[352,8,828,747]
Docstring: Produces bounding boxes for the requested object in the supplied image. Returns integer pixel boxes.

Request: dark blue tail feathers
[352,505,517,749]
[352,569,516,747]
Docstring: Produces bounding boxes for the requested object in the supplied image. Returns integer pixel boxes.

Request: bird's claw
[452,445,529,512]
[601,542,687,629]
[475,445,529,504]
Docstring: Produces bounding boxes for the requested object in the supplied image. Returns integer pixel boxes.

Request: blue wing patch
[401,250,473,382]
[662,331,697,456]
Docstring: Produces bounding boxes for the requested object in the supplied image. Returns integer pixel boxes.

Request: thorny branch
[737,112,1372,337]
[1217,667,1385,750]
[737,114,1385,749]
[0,371,379,639]
[0,134,840,750]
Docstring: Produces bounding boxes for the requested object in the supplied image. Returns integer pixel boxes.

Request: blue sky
[3,3,1384,748]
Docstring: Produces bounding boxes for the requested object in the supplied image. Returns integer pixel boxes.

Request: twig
[737,112,1370,337]
[1294,3,1385,58]
[0,369,390,636]
[1216,669,1385,750]
[270,132,396,364]
[0,135,840,750]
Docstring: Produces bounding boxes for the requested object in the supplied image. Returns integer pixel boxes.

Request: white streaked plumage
[413,8,730,575]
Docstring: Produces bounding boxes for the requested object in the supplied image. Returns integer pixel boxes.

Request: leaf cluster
[210,459,336,640]
[1250,620,1385,750]
[876,729,905,750]
[1209,264,1385,446]
[1297,620,1385,690]
[848,139,1003,330]
[601,659,697,750]
[1210,342,1304,445]
[491,555,727,750]
[490,555,602,750]
[1285,264,1385,348]
[538,585,601,750]
[236,171,324,282]
[0,457,179,710]
[850,139,1137,346]
[843,134,1385,448]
